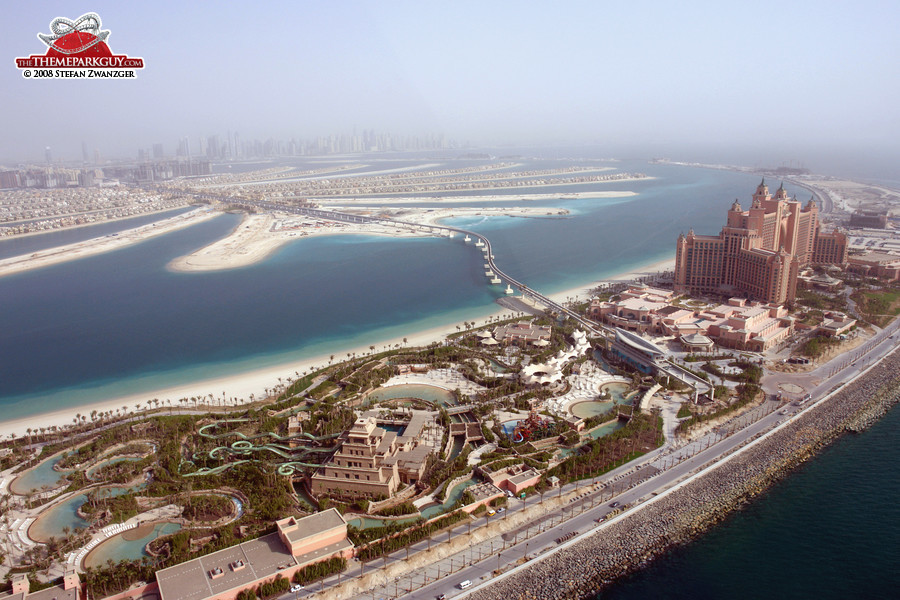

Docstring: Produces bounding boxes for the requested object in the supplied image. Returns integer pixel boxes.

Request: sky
[2,1,899,173]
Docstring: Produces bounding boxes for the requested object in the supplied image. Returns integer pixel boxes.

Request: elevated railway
[195,195,614,336]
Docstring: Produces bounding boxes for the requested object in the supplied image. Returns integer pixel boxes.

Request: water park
[0,312,679,600]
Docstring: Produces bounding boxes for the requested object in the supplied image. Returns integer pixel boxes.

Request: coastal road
[352,330,900,600]
[403,402,789,600]
[336,396,784,600]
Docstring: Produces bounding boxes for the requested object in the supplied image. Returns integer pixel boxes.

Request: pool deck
[73,504,182,571]
[379,368,486,396]
[545,361,631,416]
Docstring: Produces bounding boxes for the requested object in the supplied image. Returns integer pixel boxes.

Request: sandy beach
[0,208,218,279]
[167,205,569,272]
[0,190,668,438]
[547,256,677,303]
[313,190,638,204]
[0,252,673,439]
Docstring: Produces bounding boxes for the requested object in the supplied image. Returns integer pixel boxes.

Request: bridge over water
[187,195,712,398]
[210,197,610,337]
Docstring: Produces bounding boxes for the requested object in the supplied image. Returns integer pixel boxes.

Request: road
[325,322,900,600]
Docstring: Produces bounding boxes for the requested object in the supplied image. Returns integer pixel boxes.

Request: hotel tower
[674,179,847,304]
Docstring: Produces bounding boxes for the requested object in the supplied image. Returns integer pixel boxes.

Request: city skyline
[2,1,899,175]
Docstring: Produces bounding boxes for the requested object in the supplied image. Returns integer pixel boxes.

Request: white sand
[0,254,675,439]
[0,208,217,279]
[167,205,568,273]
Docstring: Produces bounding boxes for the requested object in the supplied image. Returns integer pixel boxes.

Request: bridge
[182,195,715,399]
[185,192,618,338]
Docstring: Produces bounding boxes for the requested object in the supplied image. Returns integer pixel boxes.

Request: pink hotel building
[674,180,847,304]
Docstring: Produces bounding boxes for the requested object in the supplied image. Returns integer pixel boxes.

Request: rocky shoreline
[468,348,900,600]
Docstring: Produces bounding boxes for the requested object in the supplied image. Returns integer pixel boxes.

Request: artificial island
[1,162,900,600]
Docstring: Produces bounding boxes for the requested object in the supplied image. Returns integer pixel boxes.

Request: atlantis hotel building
[674,180,847,304]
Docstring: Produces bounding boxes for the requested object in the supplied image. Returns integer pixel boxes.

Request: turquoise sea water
[0,161,791,421]
[3,155,899,595]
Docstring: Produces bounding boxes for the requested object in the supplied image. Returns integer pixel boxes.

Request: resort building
[608,328,667,375]
[2,570,81,600]
[589,287,794,353]
[849,210,889,229]
[674,180,848,304]
[493,321,552,345]
[817,312,857,337]
[847,251,900,281]
[477,463,542,495]
[588,285,674,332]
[155,509,353,600]
[310,416,431,500]
[703,301,793,351]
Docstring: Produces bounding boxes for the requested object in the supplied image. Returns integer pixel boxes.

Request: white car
[290,584,303,593]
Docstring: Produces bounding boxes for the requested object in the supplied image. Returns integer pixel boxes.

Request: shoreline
[0,204,195,241]
[312,189,638,204]
[167,205,571,273]
[0,254,666,438]
[0,207,218,279]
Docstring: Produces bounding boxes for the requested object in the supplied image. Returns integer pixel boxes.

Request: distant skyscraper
[81,141,89,164]
[44,146,52,165]
[153,143,164,159]
[177,136,191,158]
[207,135,219,159]
[93,148,101,165]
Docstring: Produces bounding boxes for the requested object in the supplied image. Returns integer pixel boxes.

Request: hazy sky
[3,1,899,167]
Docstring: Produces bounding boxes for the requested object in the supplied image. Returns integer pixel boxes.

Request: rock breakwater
[469,349,900,600]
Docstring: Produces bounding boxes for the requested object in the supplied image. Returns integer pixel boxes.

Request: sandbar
[0,208,217,279]
[316,190,638,204]
[167,205,569,273]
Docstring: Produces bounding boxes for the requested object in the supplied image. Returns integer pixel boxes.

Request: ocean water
[0,162,799,420]
[599,403,900,599]
[2,155,899,596]
[0,206,194,260]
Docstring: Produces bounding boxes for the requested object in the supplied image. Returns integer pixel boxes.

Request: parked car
[290,584,303,593]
